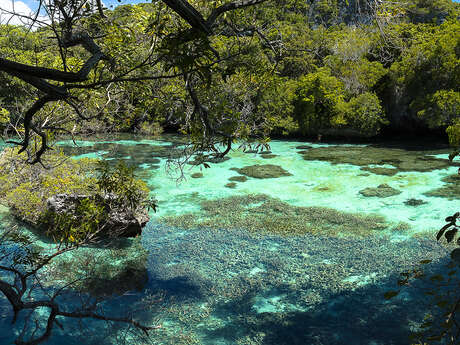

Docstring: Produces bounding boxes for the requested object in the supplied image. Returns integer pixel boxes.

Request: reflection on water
[0,134,458,344]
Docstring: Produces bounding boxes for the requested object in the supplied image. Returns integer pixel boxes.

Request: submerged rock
[47,194,150,238]
[234,164,292,179]
[229,175,248,182]
[360,167,398,176]
[206,156,231,164]
[225,182,238,189]
[296,145,312,150]
[404,198,427,207]
[359,184,402,198]
[302,146,459,172]
[261,154,278,159]
[188,155,231,166]
[191,172,204,178]
[424,174,460,200]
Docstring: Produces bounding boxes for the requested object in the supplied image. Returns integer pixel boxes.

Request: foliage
[0,148,155,242]
[96,160,156,213]
[447,119,460,148]
[0,147,97,223]
[0,106,9,130]
[389,18,459,137]
[293,68,346,135]
[338,92,388,136]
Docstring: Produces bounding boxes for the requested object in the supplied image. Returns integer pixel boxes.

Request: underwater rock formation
[302,146,458,172]
[424,174,460,200]
[229,175,248,182]
[359,184,402,198]
[360,167,398,176]
[225,182,237,189]
[404,198,428,207]
[47,194,150,237]
[162,194,388,237]
[233,164,292,179]
[261,154,278,159]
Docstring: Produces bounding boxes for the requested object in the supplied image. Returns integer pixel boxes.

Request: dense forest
[0,0,459,146]
[0,0,459,345]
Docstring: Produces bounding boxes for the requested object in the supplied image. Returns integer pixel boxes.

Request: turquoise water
[0,134,458,344]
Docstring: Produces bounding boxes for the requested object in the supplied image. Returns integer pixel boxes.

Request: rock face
[47,194,149,238]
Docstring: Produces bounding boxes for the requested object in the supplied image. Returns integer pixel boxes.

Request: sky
[0,0,143,25]
[1,0,459,25]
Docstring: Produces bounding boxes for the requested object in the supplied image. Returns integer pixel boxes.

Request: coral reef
[46,237,148,296]
[162,194,388,237]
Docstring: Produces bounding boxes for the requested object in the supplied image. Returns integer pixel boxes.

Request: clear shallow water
[0,134,458,345]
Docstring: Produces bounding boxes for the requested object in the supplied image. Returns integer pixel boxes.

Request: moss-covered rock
[302,146,459,172]
[191,172,204,178]
[360,167,398,176]
[161,194,389,237]
[234,164,292,179]
[229,175,248,182]
[359,184,402,198]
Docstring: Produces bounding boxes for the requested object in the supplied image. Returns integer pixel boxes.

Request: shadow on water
[201,258,452,345]
[149,275,204,300]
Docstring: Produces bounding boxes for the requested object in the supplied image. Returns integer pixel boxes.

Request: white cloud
[0,0,48,27]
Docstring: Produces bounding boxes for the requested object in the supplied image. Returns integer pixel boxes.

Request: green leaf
[437,223,452,240]
[445,228,458,243]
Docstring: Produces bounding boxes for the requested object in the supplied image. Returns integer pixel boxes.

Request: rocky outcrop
[47,194,149,238]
